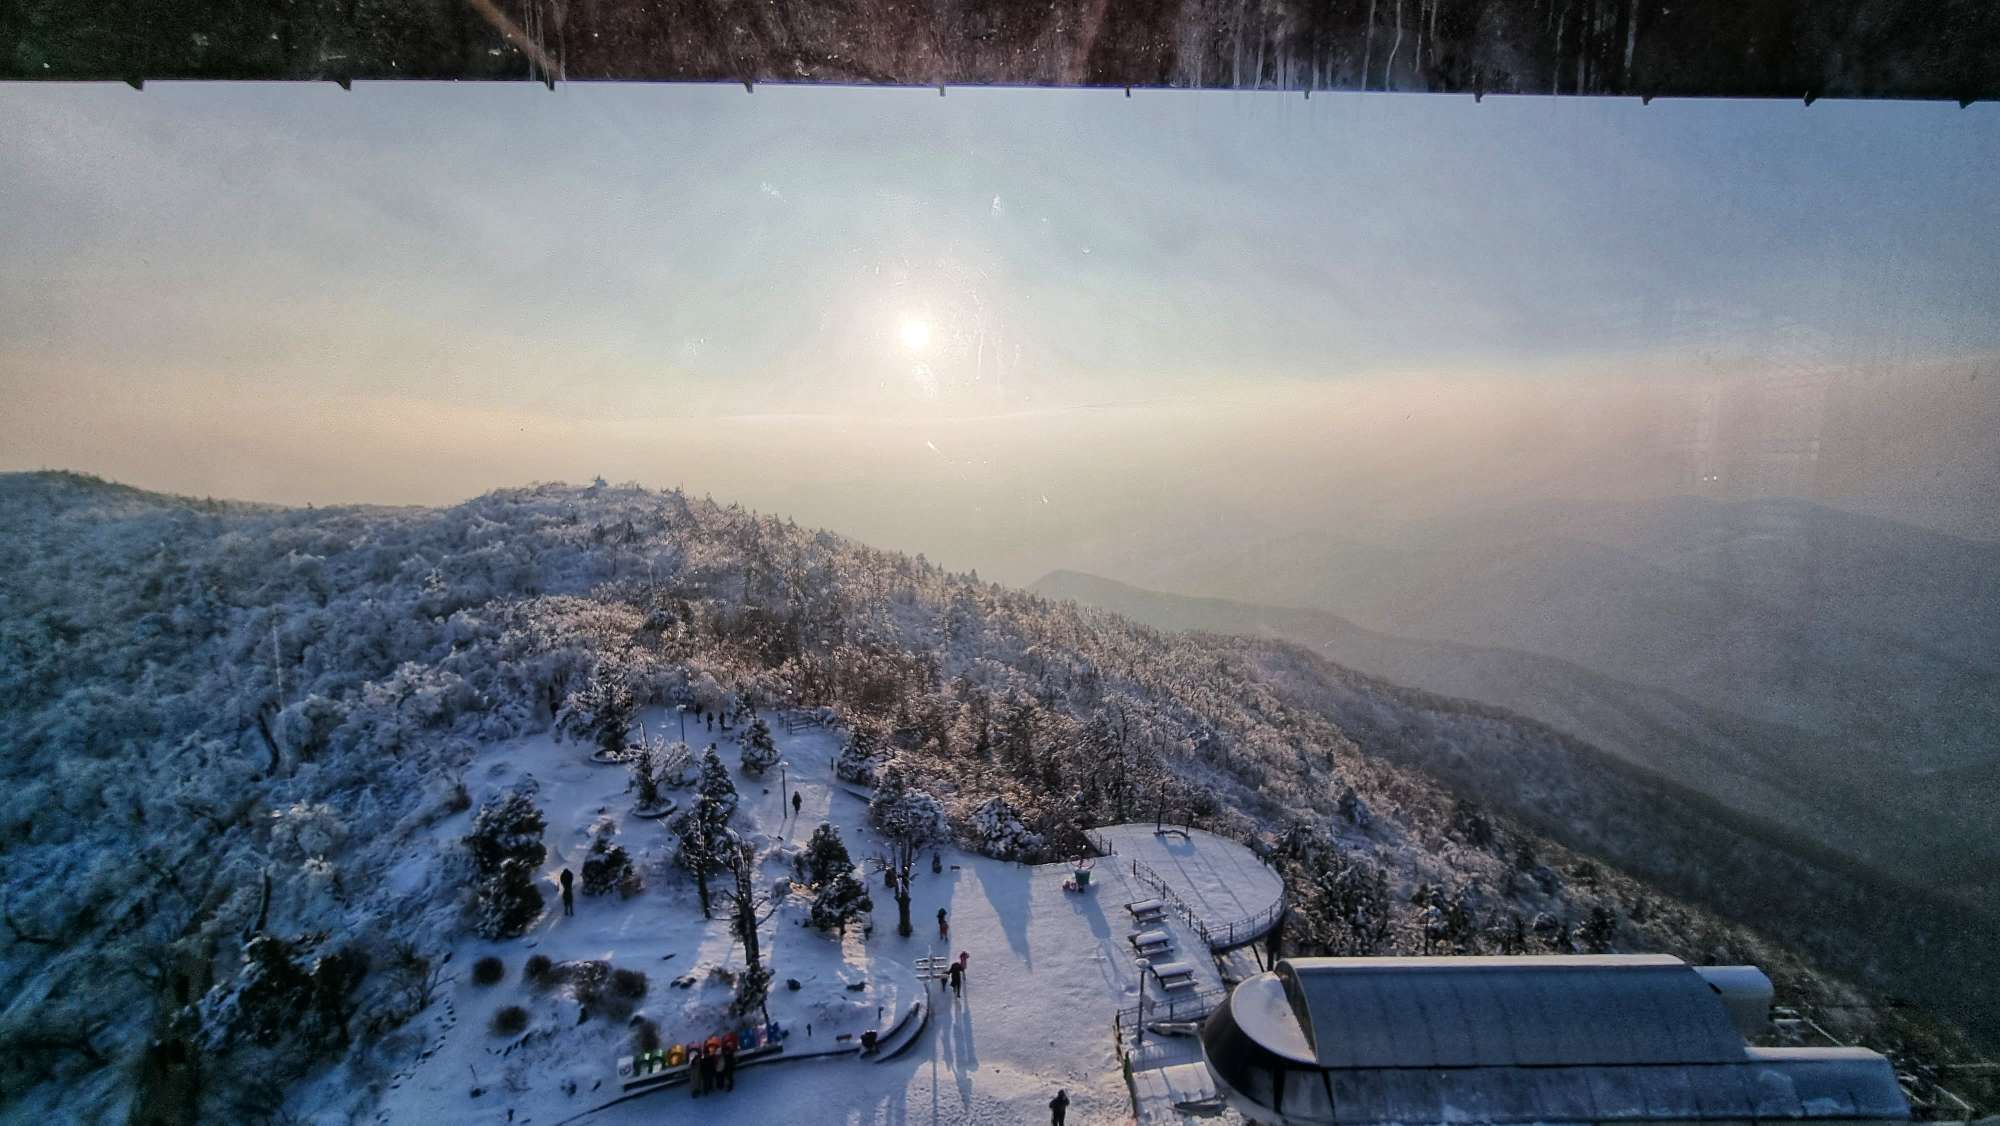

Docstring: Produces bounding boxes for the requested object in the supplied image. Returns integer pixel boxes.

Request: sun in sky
[898,315,932,352]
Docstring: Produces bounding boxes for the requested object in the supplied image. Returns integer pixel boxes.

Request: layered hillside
[0,472,1988,1121]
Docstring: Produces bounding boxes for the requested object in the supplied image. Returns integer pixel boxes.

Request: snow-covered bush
[965,795,1041,861]
[270,801,346,860]
[580,834,638,897]
[833,731,879,787]
[739,716,779,775]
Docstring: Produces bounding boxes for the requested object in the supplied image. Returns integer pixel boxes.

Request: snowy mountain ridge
[0,472,1989,1122]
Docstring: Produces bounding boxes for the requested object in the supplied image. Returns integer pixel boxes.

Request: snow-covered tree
[669,748,738,918]
[803,822,854,887]
[465,789,546,938]
[833,729,879,786]
[1581,905,1619,953]
[581,833,638,897]
[869,768,950,848]
[868,767,950,937]
[695,745,739,821]
[654,738,695,788]
[808,870,872,936]
[966,795,1041,861]
[723,842,778,1021]
[628,735,691,809]
[473,858,544,939]
[739,716,779,776]
[555,651,637,756]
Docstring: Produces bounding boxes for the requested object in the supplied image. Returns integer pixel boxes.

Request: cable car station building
[1201,955,1910,1125]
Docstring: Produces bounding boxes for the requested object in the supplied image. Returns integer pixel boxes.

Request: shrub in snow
[269,801,346,860]
[966,795,1041,861]
[471,956,505,986]
[524,954,554,986]
[834,731,879,787]
[581,833,639,897]
[611,968,648,999]
[490,1005,528,1036]
[1581,905,1619,953]
[808,870,873,935]
[739,716,779,775]
[1337,786,1372,829]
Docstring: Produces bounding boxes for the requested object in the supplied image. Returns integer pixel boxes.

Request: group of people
[687,1032,739,1097]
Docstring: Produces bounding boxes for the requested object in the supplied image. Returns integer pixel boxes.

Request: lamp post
[676,703,687,743]
[780,761,789,812]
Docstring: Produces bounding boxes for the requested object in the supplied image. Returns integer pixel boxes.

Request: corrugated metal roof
[1278,956,1748,1069]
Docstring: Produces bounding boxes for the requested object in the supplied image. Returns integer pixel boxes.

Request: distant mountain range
[1036,496,2000,917]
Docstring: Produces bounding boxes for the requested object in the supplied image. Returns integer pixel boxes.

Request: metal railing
[1126,856,1285,951]
[1114,986,1229,1040]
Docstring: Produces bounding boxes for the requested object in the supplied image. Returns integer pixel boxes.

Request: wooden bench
[1149,961,1198,991]
[1126,898,1167,923]
[1129,929,1173,956]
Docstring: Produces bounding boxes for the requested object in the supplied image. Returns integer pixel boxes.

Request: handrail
[1127,856,1285,951]
[1115,985,1228,1031]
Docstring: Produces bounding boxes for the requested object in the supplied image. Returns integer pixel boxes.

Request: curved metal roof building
[1201,955,1910,1124]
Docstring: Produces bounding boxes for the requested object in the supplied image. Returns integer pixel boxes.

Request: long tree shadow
[976,864,1035,970]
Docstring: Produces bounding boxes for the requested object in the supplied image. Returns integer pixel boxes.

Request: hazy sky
[3,83,1998,578]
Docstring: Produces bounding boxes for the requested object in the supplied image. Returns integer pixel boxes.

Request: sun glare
[898,316,932,352]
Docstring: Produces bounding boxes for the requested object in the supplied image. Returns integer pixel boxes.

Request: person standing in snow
[937,907,949,939]
[559,868,574,916]
[792,791,803,818]
[947,956,964,997]
[720,1033,738,1090]
[1049,1088,1069,1125]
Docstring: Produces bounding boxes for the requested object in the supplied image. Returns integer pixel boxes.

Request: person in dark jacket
[720,1033,738,1090]
[946,957,963,997]
[1050,1088,1069,1125]
[937,907,949,939]
[792,791,803,817]
[559,868,574,916]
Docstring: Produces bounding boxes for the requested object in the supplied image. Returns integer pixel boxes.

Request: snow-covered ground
[291,708,1257,1125]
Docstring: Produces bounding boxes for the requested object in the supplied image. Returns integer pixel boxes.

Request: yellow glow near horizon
[898,316,932,353]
